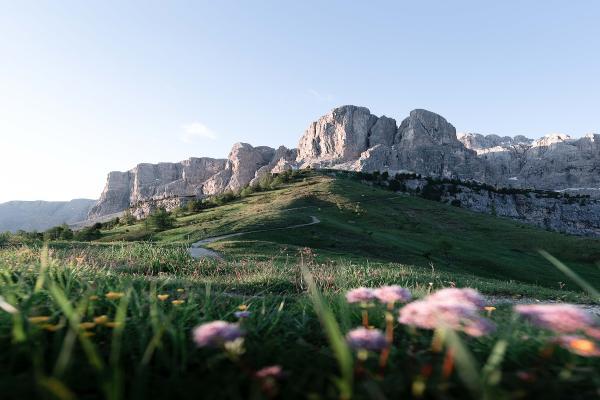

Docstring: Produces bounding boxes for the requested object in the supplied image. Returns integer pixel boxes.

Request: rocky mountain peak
[88,104,600,220]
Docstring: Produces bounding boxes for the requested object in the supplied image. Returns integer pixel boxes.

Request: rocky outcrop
[296,105,379,165]
[89,143,295,219]
[88,157,226,219]
[88,105,600,231]
[382,174,600,236]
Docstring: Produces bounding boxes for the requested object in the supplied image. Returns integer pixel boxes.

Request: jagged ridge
[89,105,600,223]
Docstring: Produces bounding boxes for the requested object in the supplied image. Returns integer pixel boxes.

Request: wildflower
[462,317,496,337]
[255,365,284,379]
[93,315,109,325]
[346,287,376,304]
[0,296,18,314]
[192,321,244,348]
[484,306,496,316]
[428,288,486,308]
[171,300,185,305]
[373,285,412,304]
[89,295,99,301]
[515,304,596,334]
[157,294,170,301]
[28,316,51,324]
[42,323,63,332]
[79,322,96,330]
[398,288,495,337]
[234,311,251,319]
[346,327,387,351]
[238,304,249,311]
[105,322,122,328]
[554,335,600,357]
[105,291,125,300]
[177,288,185,293]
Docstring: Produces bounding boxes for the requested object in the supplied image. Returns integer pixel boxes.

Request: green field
[1,171,599,399]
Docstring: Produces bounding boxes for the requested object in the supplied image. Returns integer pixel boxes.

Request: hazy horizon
[2,1,599,203]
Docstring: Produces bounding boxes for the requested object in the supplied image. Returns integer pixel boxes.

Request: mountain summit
[89,106,600,220]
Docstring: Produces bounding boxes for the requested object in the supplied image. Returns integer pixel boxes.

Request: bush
[44,224,74,241]
[186,199,204,212]
[120,211,136,225]
[145,208,175,232]
[74,225,102,241]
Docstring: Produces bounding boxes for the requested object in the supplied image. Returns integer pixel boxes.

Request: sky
[1,1,599,202]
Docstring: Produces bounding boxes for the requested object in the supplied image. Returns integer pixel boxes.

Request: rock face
[88,104,600,234]
[389,175,600,237]
[0,199,96,232]
[89,143,296,219]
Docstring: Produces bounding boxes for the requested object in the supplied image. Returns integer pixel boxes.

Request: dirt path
[188,216,320,259]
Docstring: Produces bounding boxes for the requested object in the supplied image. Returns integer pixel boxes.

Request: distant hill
[0,199,96,232]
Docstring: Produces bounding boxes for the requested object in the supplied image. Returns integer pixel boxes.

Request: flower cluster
[192,321,244,348]
[346,285,412,305]
[515,303,600,357]
[346,327,387,351]
[514,304,596,334]
[398,288,495,337]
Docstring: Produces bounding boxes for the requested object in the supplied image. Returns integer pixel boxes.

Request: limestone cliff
[88,105,600,235]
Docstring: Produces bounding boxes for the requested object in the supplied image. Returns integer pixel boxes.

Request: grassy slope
[99,171,600,294]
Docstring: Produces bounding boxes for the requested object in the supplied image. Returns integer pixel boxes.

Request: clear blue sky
[1,1,599,202]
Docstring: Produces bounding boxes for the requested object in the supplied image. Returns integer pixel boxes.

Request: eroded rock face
[89,105,600,229]
[297,105,378,164]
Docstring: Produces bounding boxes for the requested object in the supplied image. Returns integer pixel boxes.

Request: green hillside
[99,170,600,294]
[2,170,600,400]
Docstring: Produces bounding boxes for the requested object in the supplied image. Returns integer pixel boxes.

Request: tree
[145,208,175,232]
[120,211,136,225]
[74,225,101,241]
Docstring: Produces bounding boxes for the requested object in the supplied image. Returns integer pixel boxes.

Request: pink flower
[374,285,412,304]
[515,304,597,334]
[554,335,600,357]
[255,365,284,379]
[428,288,486,308]
[346,327,387,351]
[192,321,243,347]
[345,287,376,304]
[398,288,495,337]
[462,317,497,337]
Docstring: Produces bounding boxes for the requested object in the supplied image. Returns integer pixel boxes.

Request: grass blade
[538,250,599,300]
[302,266,353,400]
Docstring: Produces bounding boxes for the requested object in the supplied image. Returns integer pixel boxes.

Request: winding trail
[188,216,320,259]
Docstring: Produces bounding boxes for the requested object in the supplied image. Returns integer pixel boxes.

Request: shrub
[145,208,175,232]
[74,225,101,241]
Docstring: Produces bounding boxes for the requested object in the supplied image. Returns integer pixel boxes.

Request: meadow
[1,171,599,399]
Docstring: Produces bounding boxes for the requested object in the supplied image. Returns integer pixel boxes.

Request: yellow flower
[558,336,600,357]
[484,306,496,316]
[42,323,63,332]
[157,294,170,301]
[177,288,185,293]
[79,322,96,330]
[28,316,51,324]
[171,300,185,305]
[238,304,248,311]
[105,322,122,328]
[93,315,109,325]
[105,292,124,300]
[89,295,99,301]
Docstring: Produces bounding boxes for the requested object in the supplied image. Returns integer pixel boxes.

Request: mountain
[88,105,600,225]
[0,199,96,232]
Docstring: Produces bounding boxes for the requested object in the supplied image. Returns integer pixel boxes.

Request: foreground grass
[1,244,599,399]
